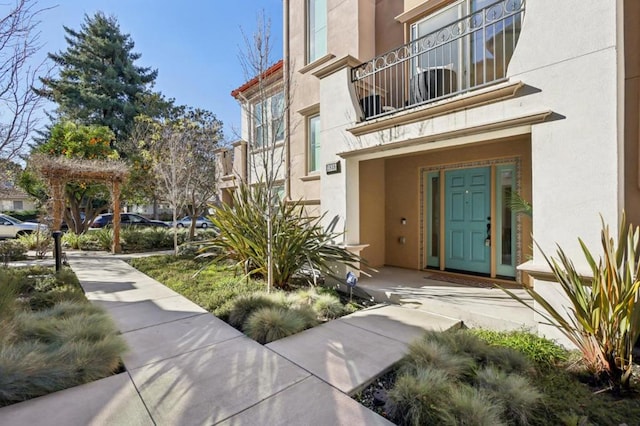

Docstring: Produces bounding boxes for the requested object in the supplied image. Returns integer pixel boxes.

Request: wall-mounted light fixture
[401,217,407,225]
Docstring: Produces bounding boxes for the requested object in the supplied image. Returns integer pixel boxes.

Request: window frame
[307,0,327,64]
[252,90,285,150]
[307,114,321,174]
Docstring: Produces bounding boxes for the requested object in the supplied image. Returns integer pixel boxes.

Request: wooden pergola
[32,154,130,253]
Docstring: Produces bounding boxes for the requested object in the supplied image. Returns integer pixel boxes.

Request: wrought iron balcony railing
[352,0,525,121]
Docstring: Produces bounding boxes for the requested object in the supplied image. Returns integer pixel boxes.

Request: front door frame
[421,158,521,280]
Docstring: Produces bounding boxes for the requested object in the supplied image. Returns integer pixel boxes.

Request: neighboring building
[0,188,36,212]
[225,0,640,338]
[223,60,286,204]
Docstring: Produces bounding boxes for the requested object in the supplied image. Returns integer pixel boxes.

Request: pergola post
[51,179,64,232]
[112,181,122,254]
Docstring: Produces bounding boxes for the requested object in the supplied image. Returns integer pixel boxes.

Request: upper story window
[410,0,521,92]
[308,114,320,173]
[253,91,285,149]
[307,0,327,63]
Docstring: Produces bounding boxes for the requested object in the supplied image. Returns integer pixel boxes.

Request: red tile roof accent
[230,60,283,99]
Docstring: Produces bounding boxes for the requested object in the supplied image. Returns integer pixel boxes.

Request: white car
[0,214,48,238]
[174,216,214,229]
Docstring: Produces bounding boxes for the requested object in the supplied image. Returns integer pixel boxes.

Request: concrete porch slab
[359,267,535,331]
[219,376,394,426]
[129,336,310,425]
[266,317,407,394]
[122,313,244,369]
[0,373,152,426]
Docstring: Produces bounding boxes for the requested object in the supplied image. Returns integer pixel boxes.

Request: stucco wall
[383,136,531,270]
[624,0,640,225]
[359,158,386,266]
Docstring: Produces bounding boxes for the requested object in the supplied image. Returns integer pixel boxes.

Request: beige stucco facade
[226,0,640,337]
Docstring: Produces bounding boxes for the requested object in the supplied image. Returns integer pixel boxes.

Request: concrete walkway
[1,255,461,425]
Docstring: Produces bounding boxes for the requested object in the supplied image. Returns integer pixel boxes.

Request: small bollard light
[53,231,63,272]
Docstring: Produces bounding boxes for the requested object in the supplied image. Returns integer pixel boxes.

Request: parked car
[174,215,214,229]
[90,213,169,228]
[0,214,48,238]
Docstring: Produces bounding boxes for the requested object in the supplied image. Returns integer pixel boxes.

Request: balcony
[351,0,525,121]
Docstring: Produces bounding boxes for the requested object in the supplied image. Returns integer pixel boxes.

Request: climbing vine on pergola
[31,154,130,253]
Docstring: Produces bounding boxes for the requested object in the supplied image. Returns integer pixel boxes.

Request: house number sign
[326,161,341,175]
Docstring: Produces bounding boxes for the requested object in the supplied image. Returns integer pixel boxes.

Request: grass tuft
[475,367,543,425]
[405,338,475,380]
[227,293,282,329]
[442,385,506,426]
[243,307,310,344]
[386,367,454,426]
[312,293,344,320]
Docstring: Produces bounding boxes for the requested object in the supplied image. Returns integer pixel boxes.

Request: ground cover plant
[129,255,364,343]
[0,266,126,407]
[129,255,266,318]
[356,329,640,426]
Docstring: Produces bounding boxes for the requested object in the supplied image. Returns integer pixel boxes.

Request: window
[308,115,320,173]
[271,92,284,142]
[13,200,23,211]
[495,164,516,278]
[254,101,265,148]
[307,0,327,63]
[253,91,285,149]
[410,0,522,95]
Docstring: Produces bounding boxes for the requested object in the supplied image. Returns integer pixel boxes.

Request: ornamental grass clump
[243,307,311,344]
[441,386,505,426]
[475,367,542,425]
[312,293,344,320]
[0,303,126,406]
[404,338,475,380]
[227,292,283,329]
[385,367,455,426]
[502,212,640,391]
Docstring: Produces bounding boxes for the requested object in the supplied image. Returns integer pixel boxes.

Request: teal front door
[445,167,491,275]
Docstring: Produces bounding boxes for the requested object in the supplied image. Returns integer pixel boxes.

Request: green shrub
[441,385,506,426]
[386,367,454,426]
[475,367,542,425]
[0,301,126,406]
[227,293,283,329]
[27,285,87,311]
[62,232,86,250]
[501,213,640,390]
[0,240,27,264]
[471,329,567,367]
[17,231,52,256]
[202,183,363,290]
[91,228,114,251]
[312,293,344,320]
[404,338,475,380]
[243,307,310,344]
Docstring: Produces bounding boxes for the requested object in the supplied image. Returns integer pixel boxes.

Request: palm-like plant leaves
[502,212,640,390]
[200,184,364,289]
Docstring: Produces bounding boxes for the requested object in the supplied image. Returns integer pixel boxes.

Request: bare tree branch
[0,0,52,161]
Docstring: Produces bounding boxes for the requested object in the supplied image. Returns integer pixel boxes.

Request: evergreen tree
[36,12,157,149]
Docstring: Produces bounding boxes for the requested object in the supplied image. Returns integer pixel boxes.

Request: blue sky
[34,0,284,142]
